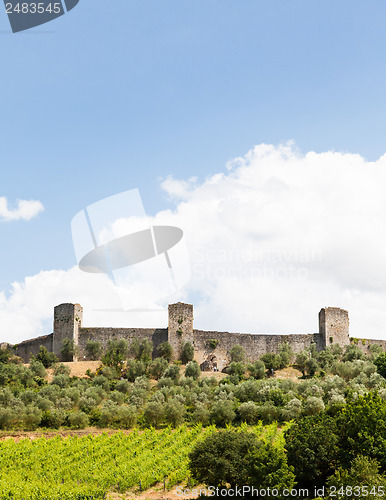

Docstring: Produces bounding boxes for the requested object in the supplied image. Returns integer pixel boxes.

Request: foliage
[326,456,385,499]
[229,344,245,363]
[209,339,219,349]
[102,338,129,370]
[284,413,340,488]
[148,357,168,380]
[85,340,103,360]
[181,342,194,364]
[185,361,201,380]
[246,360,266,379]
[261,353,281,372]
[60,338,79,362]
[374,352,386,379]
[189,429,295,496]
[158,341,173,362]
[336,392,386,471]
[32,346,58,368]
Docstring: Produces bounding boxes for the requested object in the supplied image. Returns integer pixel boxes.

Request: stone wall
[77,327,168,360]
[192,330,323,371]
[14,333,53,362]
[10,301,386,365]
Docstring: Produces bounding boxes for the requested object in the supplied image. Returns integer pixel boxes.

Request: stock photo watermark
[3,0,79,32]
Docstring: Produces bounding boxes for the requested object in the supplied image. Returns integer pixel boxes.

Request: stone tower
[319,307,349,349]
[168,302,194,360]
[53,303,83,361]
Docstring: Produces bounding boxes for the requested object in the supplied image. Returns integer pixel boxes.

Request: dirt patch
[274,366,302,381]
[45,361,101,381]
[106,483,205,500]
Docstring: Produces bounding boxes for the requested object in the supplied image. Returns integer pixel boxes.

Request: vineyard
[0,423,285,499]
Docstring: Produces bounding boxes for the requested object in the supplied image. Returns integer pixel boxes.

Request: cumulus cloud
[1,142,386,342]
[0,197,44,221]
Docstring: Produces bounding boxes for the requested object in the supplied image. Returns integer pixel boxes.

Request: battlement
[11,302,386,366]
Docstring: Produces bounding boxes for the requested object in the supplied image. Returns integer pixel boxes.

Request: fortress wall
[192,329,323,370]
[13,333,53,362]
[78,327,168,359]
[350,338,386,355]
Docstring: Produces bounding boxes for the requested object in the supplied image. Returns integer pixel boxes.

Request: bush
[260,353,281,372]
[210,400,235,426]
[116,405,137,428]
[60,338,78,362]
[22,405,42,430]
[29,359,46,378]
[247,360,266,379]
[102,338,129,370]
[284,413,340,489]
[238,401,260,424]
[157,341,173,362]
[229,344,245,363]
[33,346,58,368]
[374,352,386,379]
[189,429,295,495]
[142,401,164,427]
[68,411,89,429]
[185,361,201,380]
[85,340,103,360]
[41,409,66,429]
[148,357,168,380]
[0,408,14,430]
[163,364,180,381]
[181,342,194,364]
[130,339,153,362]
[53,363,71,377]
[125,359,147,382]
[226,361,245,380]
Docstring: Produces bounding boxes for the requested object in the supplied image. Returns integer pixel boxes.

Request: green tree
[374,352,386,379]
[284,413,340,489]
[185,360,201,380]
[33,346,58,368]
[189,429,295,496]
[229,344,245,363]
[327,456,385,499]
[336,392,386,471]
[181,342,194,364]
[148,357,168,380]
[102,338,129,370]
[60,338,79,362]
[261,353,280,372]
[85,340,103,360]
[246,360,266,379]
[158,341,173,362]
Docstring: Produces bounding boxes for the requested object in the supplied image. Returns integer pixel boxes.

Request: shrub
[68,411,89,429]
[60,338,78,362]
[238,401,260,424]
[229,344,245,363]
[303,396,325,416]
[281,398,302,421]
[142,401,164,427]
[22,405,42,430]
[0,408,14,430]
[33,346,58,368]
[374,352,386,379]
[102,338,129,370]
[116,405,137,429]
[247,360,266,379]
[130,339,153,362]
[185,361,201,380]
[53,363,71,377]
[163,364,180,381]
[209,339,219,349]
[164,399,185,427]
[181,342,194,364]
[41,409,66,429]
[157,341,173,362]
[85,340,103,360]
[210,400,235,426]
[189,429,295,494]
[148,357,168,380]
[29,359,46,378]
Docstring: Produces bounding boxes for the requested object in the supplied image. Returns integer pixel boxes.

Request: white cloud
[1,142,386,343]
[0,197,44,221]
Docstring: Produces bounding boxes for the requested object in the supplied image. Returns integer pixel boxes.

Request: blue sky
[2,1,386,342]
